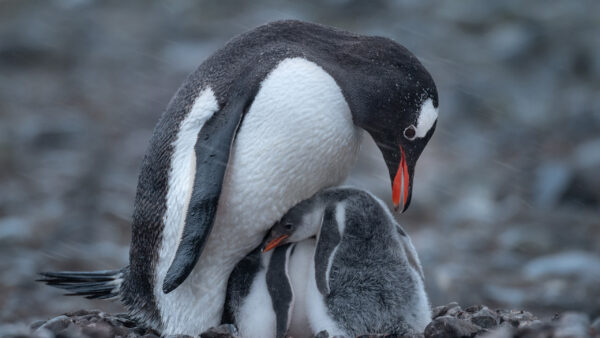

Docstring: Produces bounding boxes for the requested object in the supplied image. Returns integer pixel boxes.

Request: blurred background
[1,0,599,328]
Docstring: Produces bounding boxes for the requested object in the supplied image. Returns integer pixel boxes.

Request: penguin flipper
[266,244,295,338]
[163,93,253,294]
[314,205,342,296]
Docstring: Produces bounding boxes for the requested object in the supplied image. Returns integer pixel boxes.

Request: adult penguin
[39,20,439,335]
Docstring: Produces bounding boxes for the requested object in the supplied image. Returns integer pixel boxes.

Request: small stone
[30,320,47,331]
[81,321,115,338]
[200,324,239,338]
[66,309,101,317]
[480,324,514,338]
[554,312,590,338]
[424,315,483,338]
[140,334,161,338]
[464,305,484,314]
[432,302,461,319]
[39,315,72,333]
[314,330,330,338]
[496,309,537,328]
[32,327,55,338]
[471,307,499,329]
[514,321,555,337]
[591,317,600,336]
[446,304,464,317]
[431,305,449,319]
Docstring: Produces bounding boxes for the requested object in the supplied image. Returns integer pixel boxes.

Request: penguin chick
[222,240,316,338]
[263,187,431,337]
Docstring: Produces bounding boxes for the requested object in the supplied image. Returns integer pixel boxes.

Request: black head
[337,37,439,212]
[261,196,322,252]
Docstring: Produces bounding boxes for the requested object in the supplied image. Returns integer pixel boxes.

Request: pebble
[10,304,600,338]
[424,315,483,338]
[523,251,600,281]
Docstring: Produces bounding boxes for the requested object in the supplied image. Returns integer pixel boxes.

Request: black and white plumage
[222,241,314,338]
[39,20,438,335]
[263,187,431,337]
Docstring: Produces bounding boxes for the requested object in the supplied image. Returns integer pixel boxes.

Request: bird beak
[262,235,289,253]
[392,145,412,212]
[377,142,414,213]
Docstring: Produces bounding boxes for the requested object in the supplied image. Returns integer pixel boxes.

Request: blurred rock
[27,310,159,338]
[534,161,571,209]
[523,251,600,281]
[199,324,238,338]
[554,312,590,338]
[8,304,598,338]
[424,315,483,337]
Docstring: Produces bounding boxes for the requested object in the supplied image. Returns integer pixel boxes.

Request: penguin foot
[199,324,238,338]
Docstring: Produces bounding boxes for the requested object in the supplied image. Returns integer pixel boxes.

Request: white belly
[287,239,316,338]
[236,251,277,338]
[155,57,362,335]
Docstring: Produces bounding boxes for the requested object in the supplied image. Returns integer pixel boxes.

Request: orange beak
[262,235,289,253]
[392,145,410,212]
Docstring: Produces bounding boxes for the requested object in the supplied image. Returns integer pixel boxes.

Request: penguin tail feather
[37,268,126,300]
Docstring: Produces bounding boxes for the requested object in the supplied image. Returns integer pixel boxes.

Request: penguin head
[262,196,324,252]
[347,40,439,213]
[368,96,438,214]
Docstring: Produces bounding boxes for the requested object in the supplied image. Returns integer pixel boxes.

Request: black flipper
[314,205,342,296]
[162,89,257,294]
[38,268,126,300]
[266,244,294,338]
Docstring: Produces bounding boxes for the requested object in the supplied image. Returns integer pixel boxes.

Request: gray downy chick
[263,187,431,337]
[223,239,316,338]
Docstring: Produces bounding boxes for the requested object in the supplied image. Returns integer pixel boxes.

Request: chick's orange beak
[262,235,289,253]
[392,145,410,212]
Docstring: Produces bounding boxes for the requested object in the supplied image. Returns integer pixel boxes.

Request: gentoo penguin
[222,240,315,338]
[263,187,431,337]
[39,20,438,335]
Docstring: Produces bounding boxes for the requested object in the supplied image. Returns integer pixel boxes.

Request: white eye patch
[414,98,438,138]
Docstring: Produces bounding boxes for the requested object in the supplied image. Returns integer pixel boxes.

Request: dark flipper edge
[162,91,254,294]
[266,244,294,338]
[314,205,341,296]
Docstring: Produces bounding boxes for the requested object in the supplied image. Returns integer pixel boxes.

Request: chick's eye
[284,223,293,230]
[403,125,416,140]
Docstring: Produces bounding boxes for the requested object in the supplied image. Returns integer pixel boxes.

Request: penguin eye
[284,223,293,230]
[403,125,416,140]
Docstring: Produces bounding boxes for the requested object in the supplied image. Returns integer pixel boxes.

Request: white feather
[236,251,278,338]
[306,251,346,337]
[322,201,346,294]
[415,98,437,138]
[287,239,316,338]
[155,87,220,334]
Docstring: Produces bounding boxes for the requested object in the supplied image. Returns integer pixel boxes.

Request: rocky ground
[2,304,599,338]
[0,0,599,334]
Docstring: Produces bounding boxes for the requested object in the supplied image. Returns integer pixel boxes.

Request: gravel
[3,304,598,338]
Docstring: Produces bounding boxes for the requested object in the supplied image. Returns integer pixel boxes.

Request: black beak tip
[402,193,412,213]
